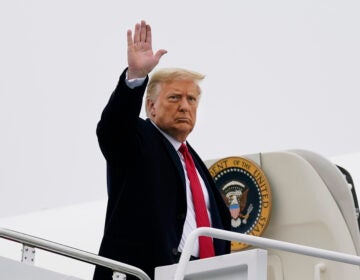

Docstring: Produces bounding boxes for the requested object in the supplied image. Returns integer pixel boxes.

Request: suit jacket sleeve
[96,69,149,164]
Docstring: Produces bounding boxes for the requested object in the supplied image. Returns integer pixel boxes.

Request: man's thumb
[155,49,168,62]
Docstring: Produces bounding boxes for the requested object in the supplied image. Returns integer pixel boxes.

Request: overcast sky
[1,0,360,216]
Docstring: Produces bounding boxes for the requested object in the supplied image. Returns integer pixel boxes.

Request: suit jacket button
[172,248,179,256]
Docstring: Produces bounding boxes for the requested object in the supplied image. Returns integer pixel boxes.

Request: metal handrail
[174,227,360,280]
[3,226,360,280]
[0,227,150,280]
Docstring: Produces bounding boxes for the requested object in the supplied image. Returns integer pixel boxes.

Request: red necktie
[179,143,215,259]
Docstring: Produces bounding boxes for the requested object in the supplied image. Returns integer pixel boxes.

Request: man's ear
[146,98,156,117]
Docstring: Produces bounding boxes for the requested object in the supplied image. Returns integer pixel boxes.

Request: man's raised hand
[127,20,167,79]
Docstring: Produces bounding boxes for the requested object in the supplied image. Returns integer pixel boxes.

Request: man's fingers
[133,22,141,43]
[127,29,133,47]
[139,20,147,42]
[145,24,152,44]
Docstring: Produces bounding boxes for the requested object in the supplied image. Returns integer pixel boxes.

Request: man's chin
[176,123,194,132]
[167,125,194,141]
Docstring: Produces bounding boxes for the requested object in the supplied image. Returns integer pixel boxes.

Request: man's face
[147,80,200,142]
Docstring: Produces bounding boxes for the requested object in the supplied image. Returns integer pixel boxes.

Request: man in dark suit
[93,20,231,280]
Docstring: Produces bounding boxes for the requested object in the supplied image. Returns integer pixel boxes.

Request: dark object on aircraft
[337,165,360,231]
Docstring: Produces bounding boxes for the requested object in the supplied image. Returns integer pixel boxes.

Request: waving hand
[127,20,167,79]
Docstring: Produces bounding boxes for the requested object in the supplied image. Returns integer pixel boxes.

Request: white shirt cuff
[125,71,146,89]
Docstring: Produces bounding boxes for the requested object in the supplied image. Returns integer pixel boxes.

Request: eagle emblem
[222,181,254,228]
[208,156,272,251]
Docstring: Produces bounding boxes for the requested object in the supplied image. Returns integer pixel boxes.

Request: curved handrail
[0,227,150,280]
[174,227,360,280]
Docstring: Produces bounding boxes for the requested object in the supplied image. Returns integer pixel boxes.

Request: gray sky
[1,0,360,216]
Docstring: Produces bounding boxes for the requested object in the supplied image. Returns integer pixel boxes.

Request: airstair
[1,226,360,279]
[1,149,360,279]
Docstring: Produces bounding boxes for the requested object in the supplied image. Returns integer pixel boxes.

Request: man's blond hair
[145,68,205,117]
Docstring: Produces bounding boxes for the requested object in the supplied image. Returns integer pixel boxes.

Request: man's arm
[96,20,167,163]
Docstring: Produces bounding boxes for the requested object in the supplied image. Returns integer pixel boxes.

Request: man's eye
[169,95,179,100]
[188,97,197,103]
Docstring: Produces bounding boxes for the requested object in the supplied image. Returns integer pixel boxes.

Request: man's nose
[179,98,190,111]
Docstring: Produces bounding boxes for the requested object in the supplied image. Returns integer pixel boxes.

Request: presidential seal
[208,156,272,251]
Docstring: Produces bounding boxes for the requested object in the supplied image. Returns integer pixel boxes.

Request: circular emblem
[209,157,272,251]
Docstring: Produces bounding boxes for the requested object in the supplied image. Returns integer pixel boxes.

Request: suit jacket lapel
[147,119,186,188]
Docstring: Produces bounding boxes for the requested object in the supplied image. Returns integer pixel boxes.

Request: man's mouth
[176,117,190,122]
